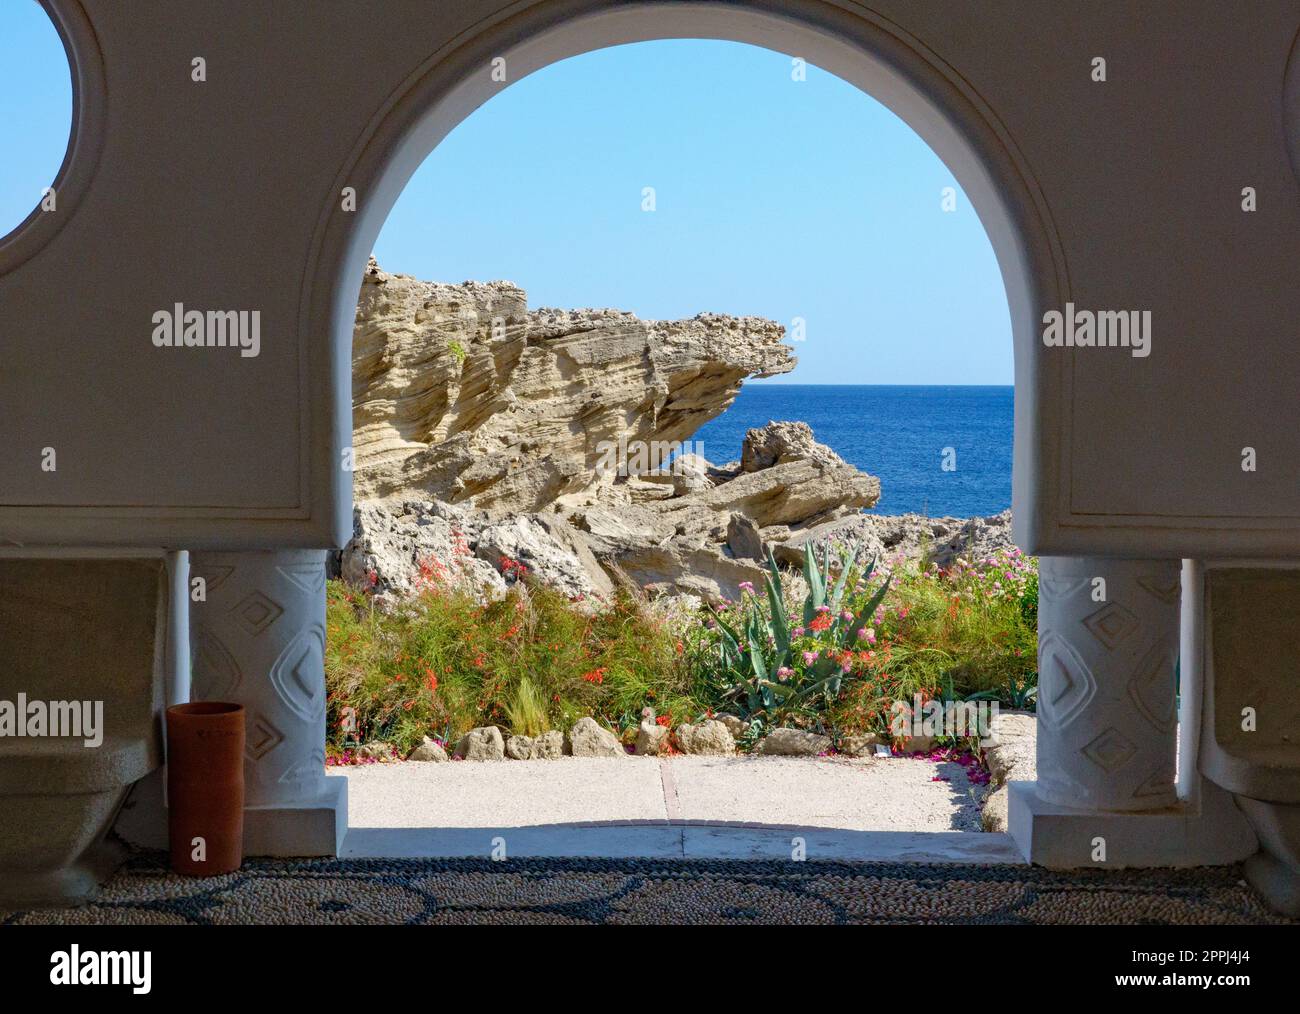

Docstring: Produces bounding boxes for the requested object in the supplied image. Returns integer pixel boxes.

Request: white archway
[300,0,1066,553]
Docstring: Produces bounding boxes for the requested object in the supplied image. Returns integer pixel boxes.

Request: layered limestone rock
[346,263,884,601]
[352,259,795,514]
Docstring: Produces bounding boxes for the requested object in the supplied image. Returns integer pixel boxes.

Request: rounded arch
[298,0,1068,549]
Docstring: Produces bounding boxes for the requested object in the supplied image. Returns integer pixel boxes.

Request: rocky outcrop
[343,264,1019,604]
[343,264,885,603]
[353,259,796,513]
[562,421,880,600]
[339,499,610,606]
[771,508,1016,572]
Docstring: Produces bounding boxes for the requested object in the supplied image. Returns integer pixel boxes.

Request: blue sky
[0,2,71,242]
[1,5,1011,384]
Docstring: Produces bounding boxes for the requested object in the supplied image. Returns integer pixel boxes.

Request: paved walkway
[330,753,1021,863]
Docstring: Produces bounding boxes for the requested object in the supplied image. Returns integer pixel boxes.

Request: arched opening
[301,0,1063,555]
[314,3,1058,855]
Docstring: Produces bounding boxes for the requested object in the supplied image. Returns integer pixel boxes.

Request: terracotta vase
[166,702,245,876]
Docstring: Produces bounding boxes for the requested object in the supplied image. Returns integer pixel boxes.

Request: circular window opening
[0,1,73,241]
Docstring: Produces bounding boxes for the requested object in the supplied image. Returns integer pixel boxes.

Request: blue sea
[690,385,1013,518]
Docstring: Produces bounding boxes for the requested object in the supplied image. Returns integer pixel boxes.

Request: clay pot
[165,702,245,876]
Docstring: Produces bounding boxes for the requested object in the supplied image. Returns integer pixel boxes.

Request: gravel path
[330,753,983,832]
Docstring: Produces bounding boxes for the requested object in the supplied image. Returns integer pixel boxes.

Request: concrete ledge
[243,778,348,858]
[341,823,1025,863]
[1008,779,1257,868]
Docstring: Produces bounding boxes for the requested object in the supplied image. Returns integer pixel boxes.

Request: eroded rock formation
[345,263,886,601]
[352,258,796,514]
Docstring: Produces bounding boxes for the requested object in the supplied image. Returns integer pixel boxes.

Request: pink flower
[738,581,755,594]
[776,666,794,682]
[802,650,819,666]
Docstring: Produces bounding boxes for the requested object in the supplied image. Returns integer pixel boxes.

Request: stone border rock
[978,712,1037,832]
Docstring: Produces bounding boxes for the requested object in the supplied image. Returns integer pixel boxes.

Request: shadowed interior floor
[2,853,1292,925]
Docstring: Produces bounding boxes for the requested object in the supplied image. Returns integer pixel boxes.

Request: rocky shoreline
[341,262,1016,605]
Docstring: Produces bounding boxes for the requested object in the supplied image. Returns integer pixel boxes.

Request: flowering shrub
[324,565,698,759]
[702,543,891,728]
[325,542,1038,756]
[700,544,1038,738]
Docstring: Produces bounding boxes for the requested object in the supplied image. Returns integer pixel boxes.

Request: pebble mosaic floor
[3,853,1294,925]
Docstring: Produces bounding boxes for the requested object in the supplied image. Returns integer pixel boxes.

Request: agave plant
[709,540,891,724]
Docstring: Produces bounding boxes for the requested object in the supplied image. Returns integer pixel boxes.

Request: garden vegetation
[325,543,1037,761]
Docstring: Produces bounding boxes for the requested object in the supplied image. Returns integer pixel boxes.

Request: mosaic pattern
[2,854,1292,926]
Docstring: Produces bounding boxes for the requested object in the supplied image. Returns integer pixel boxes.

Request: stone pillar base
[115,769,348,858]
[243,777,348,857]
[1009,778,1256,868]
[188,549,348,860]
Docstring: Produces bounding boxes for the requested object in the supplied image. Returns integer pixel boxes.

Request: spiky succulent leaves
[765,545,785,603]
[788,655,848,708]
[845,569,892,646]
[803,543,826,626]
[710,607,752,679]
[748,642,776,710]
[828,544,857,615]
[764,551,792,669]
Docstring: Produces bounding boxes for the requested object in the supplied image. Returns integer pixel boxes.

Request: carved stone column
[1035,556,1181,811]
[1010,556,1257,869]
[188,549,346,856]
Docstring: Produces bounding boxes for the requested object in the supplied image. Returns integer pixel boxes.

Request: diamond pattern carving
[1132,765,1176,800]
[1082,727,1138,773]
[1036,631,1097,730]
[231,589,284,636]
[1137,573,1180,604]
[191,627,242,698]
[1082,601,1138,649]
[277,562,325,596]
[191,564,234,594]
[279,746,327,786]
[246,715,285,761]
[270,623,326,721]
[1127,638,1176,733]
